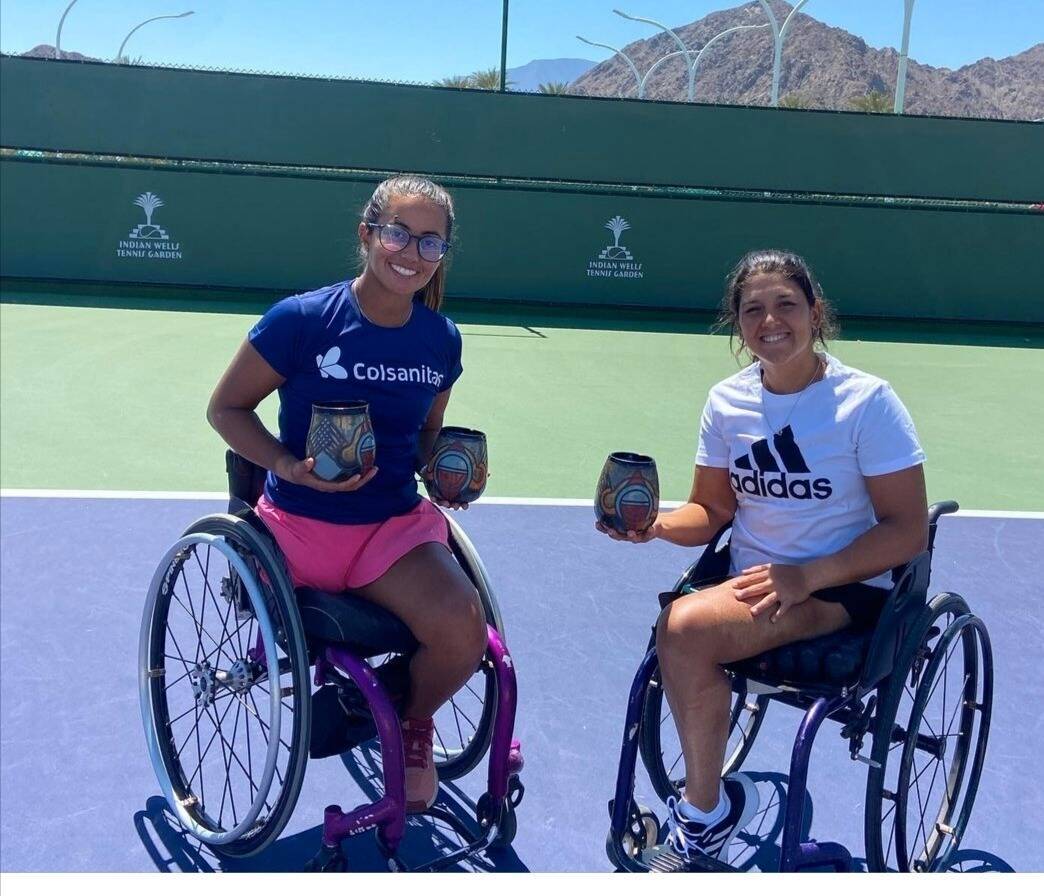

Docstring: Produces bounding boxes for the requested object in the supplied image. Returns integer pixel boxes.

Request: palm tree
[434,74,474,88]
[779,91,812,109]
[134,192,163,225]
[470,67,513,90]
[605,216,630,248]
[848,90,893,113]
[538,81,570,95]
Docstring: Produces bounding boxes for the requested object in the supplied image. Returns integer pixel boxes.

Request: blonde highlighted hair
[359,175,455,312]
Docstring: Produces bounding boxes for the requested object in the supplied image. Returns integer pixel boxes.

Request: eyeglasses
[365,222,450,263]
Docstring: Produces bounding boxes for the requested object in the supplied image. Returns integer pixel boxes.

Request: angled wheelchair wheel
[431,513,501,781]
[864,593,993,872]
[139,514,311,857]
[640,662,770,803]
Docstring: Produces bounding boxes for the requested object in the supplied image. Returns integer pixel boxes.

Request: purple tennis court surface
[1,497,1039,872]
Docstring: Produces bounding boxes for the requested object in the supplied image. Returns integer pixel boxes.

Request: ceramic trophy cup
[595,452,660,535]
[426,426,488,504]
[306,401,376,481]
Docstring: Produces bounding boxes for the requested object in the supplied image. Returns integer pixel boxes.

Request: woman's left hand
[732,563,812,623]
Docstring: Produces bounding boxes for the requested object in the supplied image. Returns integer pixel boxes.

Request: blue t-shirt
[248,280,463,523]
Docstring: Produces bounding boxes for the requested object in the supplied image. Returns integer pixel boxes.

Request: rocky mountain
[507,58,597,92]
[20,44,99,62]
[569,1,1044,120]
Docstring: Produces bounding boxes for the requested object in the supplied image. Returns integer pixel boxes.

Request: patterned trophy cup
[305,401,376,482]
[595,452,660,535]
[426,426,488,504]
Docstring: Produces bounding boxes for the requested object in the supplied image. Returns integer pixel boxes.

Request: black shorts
[811,582,890,629]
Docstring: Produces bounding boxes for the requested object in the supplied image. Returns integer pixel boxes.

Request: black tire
[431,513,502,780]
[864,593,993,872]
[640,660,769,803]
[139,514,311,857]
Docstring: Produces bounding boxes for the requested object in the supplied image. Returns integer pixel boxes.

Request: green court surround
[3,287,1041,511]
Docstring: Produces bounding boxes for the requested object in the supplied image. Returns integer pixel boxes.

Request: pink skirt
[255,494,450,592]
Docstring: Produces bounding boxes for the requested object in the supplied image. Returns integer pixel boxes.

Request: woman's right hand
[594,518,662,544]
[273,455,379,493]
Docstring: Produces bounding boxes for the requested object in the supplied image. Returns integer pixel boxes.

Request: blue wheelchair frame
[607,501,993,873]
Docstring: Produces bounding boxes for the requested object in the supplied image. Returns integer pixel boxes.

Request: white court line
[1,488,1042,519]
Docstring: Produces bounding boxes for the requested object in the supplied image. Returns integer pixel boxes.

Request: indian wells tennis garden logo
[586,216,643,280]
[116,192,183,260]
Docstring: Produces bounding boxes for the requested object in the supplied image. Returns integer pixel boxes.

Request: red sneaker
[401,717,437,811]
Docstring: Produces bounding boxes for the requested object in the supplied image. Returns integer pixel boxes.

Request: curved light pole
[638,48,688,99]
[117,11,194,62]
[576,35,642,97]
[55,0,80,60]
[613,9,696,100]
[758,0,811,107]
[894,0,917,114]
[688,23,770,103]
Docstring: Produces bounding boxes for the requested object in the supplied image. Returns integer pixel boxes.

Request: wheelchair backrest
[226,450,267,514]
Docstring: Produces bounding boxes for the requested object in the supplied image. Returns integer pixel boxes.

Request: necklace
[760,356,824,436]
[357,289,413,329]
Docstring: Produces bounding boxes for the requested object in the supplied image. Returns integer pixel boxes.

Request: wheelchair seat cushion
[295,588,418,658]
[725,626,873,690]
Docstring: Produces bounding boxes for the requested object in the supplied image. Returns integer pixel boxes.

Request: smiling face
[357,193,448,299]
[737,272,822,369]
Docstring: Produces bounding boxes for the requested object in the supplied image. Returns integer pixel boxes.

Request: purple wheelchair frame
[309,633,523,870]
[242,616,523,871]
[226,451,524,871]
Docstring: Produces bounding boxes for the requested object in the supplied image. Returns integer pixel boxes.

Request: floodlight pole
[894,0,917,114]
[613,9,695,100]
[638,49,687,99]
[500,0,510,91]
[55,0,80,60]
[117,11,195,63]
[758,0,810,107]
[577,35,642,97]
[688,23,770,103]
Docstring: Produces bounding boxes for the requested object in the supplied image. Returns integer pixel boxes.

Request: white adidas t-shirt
[695,353,925,589]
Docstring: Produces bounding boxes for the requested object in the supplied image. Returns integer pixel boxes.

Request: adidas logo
[729,426,833,501]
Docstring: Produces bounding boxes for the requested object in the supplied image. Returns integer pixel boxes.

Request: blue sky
[2,1,1041,83]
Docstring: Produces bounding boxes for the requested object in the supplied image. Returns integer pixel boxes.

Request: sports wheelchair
[139,451,524,871]
[607,501,993,873]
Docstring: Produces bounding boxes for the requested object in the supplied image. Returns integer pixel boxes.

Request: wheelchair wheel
[864,593,993,872]
[139,514,311,857]
[640,663,770,803]
[430,514,503,781]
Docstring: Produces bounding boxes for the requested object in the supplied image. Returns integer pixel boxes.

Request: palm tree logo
[599,216,634,260]
[128,192,170,239]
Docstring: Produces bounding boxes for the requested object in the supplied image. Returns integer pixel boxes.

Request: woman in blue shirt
[207,175,485,811]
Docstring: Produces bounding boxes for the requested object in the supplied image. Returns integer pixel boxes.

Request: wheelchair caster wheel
[304,843,347,872]
[612,803,660,859]
[476,792,518,849]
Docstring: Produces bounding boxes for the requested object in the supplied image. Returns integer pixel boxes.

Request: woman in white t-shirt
[596,249,927,862]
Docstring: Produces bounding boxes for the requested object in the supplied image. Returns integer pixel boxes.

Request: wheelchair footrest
[642,844,734,873]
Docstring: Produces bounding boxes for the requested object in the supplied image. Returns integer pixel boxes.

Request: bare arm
[207,340,376,492]
[802,464,928,591]
[416,387,451,472]
[735,464,928,619]
[655,465,738,546]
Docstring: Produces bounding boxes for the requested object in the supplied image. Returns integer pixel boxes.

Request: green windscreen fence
[2,56,1042,322]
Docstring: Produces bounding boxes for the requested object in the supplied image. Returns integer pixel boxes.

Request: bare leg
[354,542,487,719]
[655,581,850,811]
